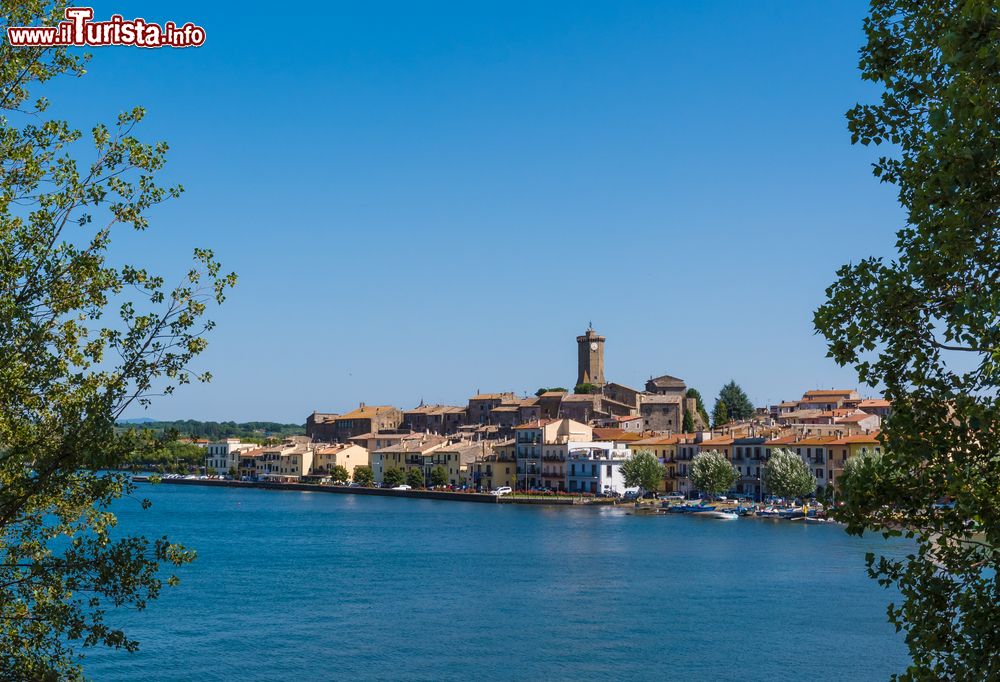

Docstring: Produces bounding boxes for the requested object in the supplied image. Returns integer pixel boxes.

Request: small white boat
[693,510,739,520]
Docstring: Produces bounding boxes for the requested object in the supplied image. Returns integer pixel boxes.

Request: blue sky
[44,1,900,422]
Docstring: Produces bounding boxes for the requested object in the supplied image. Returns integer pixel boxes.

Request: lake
[83,484,910,680]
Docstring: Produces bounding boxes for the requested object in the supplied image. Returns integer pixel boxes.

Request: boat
[799,516,834,524]
[693,510,739,520]
[669,503,717,513]
[132,475,150,483]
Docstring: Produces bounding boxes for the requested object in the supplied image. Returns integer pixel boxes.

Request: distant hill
[117,419,306,440]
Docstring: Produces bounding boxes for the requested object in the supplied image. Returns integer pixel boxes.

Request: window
[816,469,823,478]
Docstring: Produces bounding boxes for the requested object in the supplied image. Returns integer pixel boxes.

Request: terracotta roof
[337,405,397,420]
[470,393,515,401]
[631,435,681,446]
[698,436,734,447]
[803,390,857,397]
[858,399,891,408]
[647,374,686,388]
[835,413,877,423]
[592,428,644,442]
[764,435,798,446]
[514,419,558,430]
[791,436,840,446]
[640,394,682,404]
[829,431,882,445]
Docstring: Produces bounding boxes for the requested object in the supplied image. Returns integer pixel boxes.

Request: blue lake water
[83,484,911,681]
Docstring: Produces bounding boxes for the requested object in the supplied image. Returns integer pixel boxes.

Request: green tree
[711,400,729,428]
[682,410,694,433]
[763,449,816,500]
[813,2,1000,678]
[430,465,449,487]
[535,387,567,396]
[353,465,375,487]
[685,388,710,427]
[0,3,235,676]
[383,467,405,487]
[621,450,666,492]
[716,380,754,422]
[690,451,738,498]
[574,382,598,394]
[406,467,426,488]
[329,465,350,483]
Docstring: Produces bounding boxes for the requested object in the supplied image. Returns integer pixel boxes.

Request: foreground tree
[383,468,405,487]
[430,465,449,487]
[814,2,1000,678]
[329,465,350,484]
[406,467,426,488]
[621,450,666,492]
[690,451,738,498]
[763,449,816,500]
[353,465,375,487]
[0,3,235,677]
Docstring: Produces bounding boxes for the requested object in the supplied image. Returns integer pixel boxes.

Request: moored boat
[693,510,739,520]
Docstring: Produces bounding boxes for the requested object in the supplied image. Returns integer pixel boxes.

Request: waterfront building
[790,436,840,490]
[514,418,592,490]
[732,436,766,500]
[371,434,447,484]
[565,442,632,495]
[422,442,482,487]
[827,432,883,490]
[468,439,517,491]
[236,448,265,479]
[258,438,315,482]
[348,430,419,453]
[630,434,682,492]
[206,438,260,476]
[312,443,370,480]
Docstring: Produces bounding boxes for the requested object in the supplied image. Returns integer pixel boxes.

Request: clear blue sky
[48,1,901,423]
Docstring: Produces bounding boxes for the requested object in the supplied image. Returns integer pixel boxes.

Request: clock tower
[576,326,606,387]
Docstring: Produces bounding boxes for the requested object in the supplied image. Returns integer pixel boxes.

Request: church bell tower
[576,326,606,387]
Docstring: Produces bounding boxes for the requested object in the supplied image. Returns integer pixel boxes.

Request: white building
[565,441,633,495]
[206,438,260,475]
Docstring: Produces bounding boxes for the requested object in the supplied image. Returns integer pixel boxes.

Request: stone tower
[576,326,606,387]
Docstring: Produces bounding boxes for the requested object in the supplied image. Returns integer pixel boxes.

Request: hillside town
[196,328,888,500]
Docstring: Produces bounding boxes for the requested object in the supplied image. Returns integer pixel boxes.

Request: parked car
[490,486,512,496]
[661,492,685,501]
[392,484,412,491]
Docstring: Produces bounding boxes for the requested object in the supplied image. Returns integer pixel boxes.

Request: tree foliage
[406,467,425,488]
[682,410,694,433]
[711,400,729,428]
[621,450,665,491]
[430,465,449,487]
[574,383,598,394]
[714,380,754,423]
[814,1,1000,678]
[0,2,235,676]
[329,465,350,483]
[353,465,374,487]
[763,448,816,500]
[534,387,567,396]
[383,467,405,487]
[685,388,710,427]
[690,451,738,497]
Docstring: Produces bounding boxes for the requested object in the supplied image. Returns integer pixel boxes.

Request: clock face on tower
[590,342,598,351]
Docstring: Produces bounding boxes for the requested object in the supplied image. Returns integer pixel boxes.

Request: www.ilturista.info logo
[6,7,205,48]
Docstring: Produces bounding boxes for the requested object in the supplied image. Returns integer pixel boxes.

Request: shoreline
[153,476,613,505]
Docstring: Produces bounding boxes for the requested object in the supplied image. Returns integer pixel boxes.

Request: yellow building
[312,443,370,480]
[468,455,517,492]
[827,432,882,489]
[423,442,482,487]
[371,435,447,484]
[630,434,681,492]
